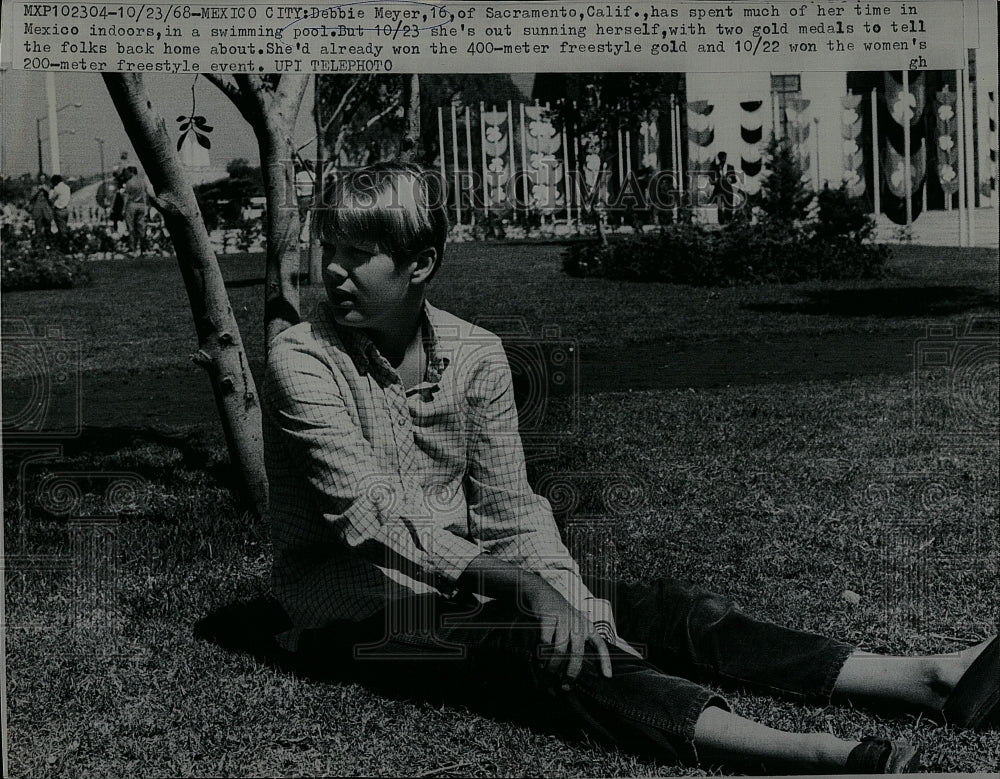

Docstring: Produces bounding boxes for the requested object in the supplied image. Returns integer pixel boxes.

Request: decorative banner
[739,97,765,196]
[885,142,927,198]
[934,86,960,197]
[687,100,715,173]
[688,127,715,148]
[638,115,659,169]
[741,157,763,177]
[785,97,812,179]
[989,90,997,198]
[523,105,563,209]
[580,130,608,208]
[885,71,926,126]
[879,71,927,223]
[841,92,865,197]
[481,109,511,207]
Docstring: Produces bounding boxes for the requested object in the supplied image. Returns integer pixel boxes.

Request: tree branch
[363,99,401,131]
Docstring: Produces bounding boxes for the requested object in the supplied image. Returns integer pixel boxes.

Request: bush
[758,135,815,222]
[563,194,890,286]
[2,234,92,291]
[814,185,875,242]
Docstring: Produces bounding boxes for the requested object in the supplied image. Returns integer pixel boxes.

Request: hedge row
[563,189,891,286]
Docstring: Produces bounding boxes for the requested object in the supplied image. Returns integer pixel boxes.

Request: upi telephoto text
[4,1,971,74]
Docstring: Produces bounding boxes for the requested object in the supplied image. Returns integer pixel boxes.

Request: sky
[1,71,309,179]
[1,72,535,180]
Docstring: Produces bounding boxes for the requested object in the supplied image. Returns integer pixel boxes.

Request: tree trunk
[309,74,325,285]
[399,74,421,163]
[102,73,267,518]
[241,77,311,347]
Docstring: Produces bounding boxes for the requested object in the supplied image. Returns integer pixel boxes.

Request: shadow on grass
[193,597,624,755]
[744,286,999,317]
[222,273,310,289]
[1,426,243,500]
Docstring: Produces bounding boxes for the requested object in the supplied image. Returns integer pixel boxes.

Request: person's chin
[330,304,365,326]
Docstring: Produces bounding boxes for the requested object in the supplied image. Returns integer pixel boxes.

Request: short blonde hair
[319,162,448,280]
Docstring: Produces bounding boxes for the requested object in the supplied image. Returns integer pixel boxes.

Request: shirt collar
[326,302,450,386]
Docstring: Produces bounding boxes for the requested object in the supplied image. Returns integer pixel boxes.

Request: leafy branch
[176,75,214,151]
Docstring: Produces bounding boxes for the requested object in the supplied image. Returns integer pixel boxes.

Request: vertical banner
[523,104,563,212]
[841,93,866,198]
[989,90,998,209]
[479,102,489,217]
[464,105,474,223]
[450,103,461,225]
[686,100,715,178]
[934,85,960,206]
[881,71,927,224]
[639,114,659,170]
[785,97,812,181]
[437,106,447,201]
[739,100,765,197]
[561,104,573,223]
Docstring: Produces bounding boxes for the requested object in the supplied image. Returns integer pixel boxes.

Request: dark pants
[52,207,69,237]
[295,577,855,764]
[125,203,147,253]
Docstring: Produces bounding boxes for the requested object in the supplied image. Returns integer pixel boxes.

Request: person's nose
[324,259,347,283]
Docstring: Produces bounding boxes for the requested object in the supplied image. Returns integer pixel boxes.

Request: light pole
[95,136,106,183]
[36,100,82,177]
[95,137,107,217]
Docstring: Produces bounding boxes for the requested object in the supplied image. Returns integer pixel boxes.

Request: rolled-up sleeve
[264,337,483,588]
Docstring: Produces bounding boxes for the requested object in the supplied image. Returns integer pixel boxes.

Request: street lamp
[36,101,82,177]
[95,137,106,186]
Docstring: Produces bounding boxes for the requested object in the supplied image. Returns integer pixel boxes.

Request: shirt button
[397,417,406,427]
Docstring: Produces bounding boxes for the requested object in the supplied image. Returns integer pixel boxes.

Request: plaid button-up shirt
[263,302,597,641]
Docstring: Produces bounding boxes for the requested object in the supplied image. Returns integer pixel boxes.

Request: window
[771,74,802,139]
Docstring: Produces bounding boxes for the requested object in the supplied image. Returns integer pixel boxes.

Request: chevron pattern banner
[989,90,997,196]
[841,93,865,197]
[687,100,715,172]
[739,99,765,196]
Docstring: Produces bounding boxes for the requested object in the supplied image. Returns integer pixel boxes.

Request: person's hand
[523,576,612,687]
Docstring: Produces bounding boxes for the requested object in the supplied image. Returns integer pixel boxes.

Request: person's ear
[409,247,437,285]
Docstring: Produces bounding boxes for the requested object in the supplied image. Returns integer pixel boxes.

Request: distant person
[28,175,54,242]
[709,151,728,220]
[718,162,739,225]
[295,160,314,242]
[48,174,71,245]
[122,166,151,257]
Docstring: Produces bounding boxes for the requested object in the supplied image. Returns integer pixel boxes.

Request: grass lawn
[3,242,999,776]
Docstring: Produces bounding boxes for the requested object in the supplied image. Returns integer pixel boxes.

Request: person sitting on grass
[262,161,998,775]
